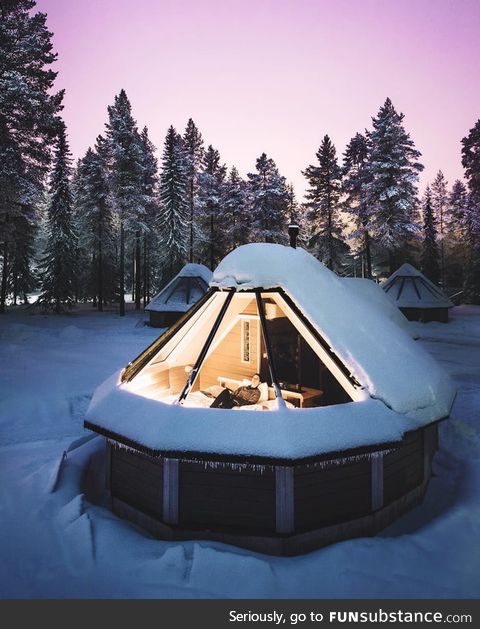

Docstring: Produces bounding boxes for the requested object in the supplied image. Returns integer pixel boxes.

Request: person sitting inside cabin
[210,373,262,409]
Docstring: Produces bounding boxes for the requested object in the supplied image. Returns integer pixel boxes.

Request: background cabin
[145,263,212,327]
[381,263,453,323]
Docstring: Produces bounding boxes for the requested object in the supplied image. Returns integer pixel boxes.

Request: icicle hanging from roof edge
[299,449,394,471]
[109,442,272,473]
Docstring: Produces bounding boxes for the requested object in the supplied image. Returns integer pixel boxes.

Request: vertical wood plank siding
[178,461,276,532]
[107,424,437,545]
[383,430,424,505]
[294,458,372,531]
[110,446,163,518]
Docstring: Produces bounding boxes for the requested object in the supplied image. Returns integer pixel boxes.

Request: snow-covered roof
[86,244,454,459]
[341,277,416,339]
[211,244,453,420]
[381,263,453,309]
[145,263,212,313]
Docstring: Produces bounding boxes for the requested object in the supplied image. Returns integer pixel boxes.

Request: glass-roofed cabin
[85,243,455,555]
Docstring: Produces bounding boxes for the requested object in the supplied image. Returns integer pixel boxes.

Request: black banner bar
[1,599,479,629]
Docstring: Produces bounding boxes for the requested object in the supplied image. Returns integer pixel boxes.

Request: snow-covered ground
[0,305,479,598]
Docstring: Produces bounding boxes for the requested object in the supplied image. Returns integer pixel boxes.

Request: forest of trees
[1,0,480,316]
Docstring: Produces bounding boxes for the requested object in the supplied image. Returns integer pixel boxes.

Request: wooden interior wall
[169,365,199,394]
[199,300,260,389]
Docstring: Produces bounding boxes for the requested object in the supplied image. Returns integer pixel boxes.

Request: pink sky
[36,0,480,197]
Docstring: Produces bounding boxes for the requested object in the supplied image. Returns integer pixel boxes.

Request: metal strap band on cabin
[275,466,294,533]
[256,292,288,408]
[105,440,112,491]
[278,290,361,387]
[423,424,436,481]
[176,289,235,404]
[122,288,219,383]
[163,458,179,525]
[371,452,384,511]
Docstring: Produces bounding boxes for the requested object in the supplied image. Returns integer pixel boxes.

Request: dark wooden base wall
[400,307,449,323]
[148,311,182,328]
[107,423,438,555]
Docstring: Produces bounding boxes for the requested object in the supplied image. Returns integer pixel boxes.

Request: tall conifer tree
[461,119,480,303]
[158,126,188,279]
[198,145,226,269]
[0,0,63,312]
[182,119,204,263]
[343,132,373,277]
[222,167,250,251]
[431,170,449,285]
[303,136,344,271]
[75,144,116,310]
[38,122,77,313]
[105,89,144,315]
[248,153,289,245]
[366,98,423,273]
[420,187,440,283]
[139,126,158,305]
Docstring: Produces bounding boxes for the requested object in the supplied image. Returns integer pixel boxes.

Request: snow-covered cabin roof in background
[212,244,454,423]
[145,263,212,313]
[381,263,453,309]
[341,277,416,339]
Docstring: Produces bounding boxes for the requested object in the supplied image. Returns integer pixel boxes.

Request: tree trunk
[98,221,103,312]
[327,207,333,271]
[389,250,396,275]
[119,221,125,316]
[143,235,148,307]
[13,269,17,305]
[1,241,8,313]
[131,244,135,303]
[210,212,214,271]
[364,229,372,279]
[189,179,194,263]
[135,230,141,310]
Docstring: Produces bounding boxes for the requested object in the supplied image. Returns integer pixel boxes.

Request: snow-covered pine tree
[197,145,227,269]
[38,121,77,313]
[74,144,116,310]
[461,119,480,303]
[157,126,188,280]
[420,186,440,283]
[303,136,344,271]
[139,126,158,305]
[444,180,469,291]
[222,166,250,252]
[342,132,373,277]
[248,153,289,245]
[462,119,480,199]
[182,119,204,263]
[462,195,480,304]
[430,170,449,285]
[9,211,37,304]
[104,90,145,315]
[366,98,423,274]
[0,0,63,312]
[447,180,468,238]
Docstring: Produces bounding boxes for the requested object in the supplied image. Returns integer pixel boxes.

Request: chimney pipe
[288,224,299,249]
